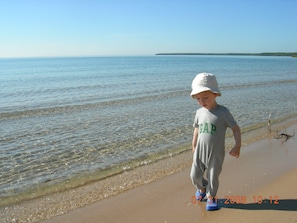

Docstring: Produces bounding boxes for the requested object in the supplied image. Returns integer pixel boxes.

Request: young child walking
[190,72,241,211]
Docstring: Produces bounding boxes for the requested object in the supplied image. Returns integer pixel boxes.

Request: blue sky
[1,0,297,58]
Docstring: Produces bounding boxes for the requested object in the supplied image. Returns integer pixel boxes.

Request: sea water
[1,55,297,205]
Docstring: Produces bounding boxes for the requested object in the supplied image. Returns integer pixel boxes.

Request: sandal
[206,198,219,211]
[195,190,206,201]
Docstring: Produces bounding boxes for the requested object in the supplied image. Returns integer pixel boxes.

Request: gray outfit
[190,105,237,198]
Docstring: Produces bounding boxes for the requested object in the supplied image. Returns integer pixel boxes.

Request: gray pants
[190,152,223,198]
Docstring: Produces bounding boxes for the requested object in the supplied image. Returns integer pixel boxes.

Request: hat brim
[191,87,221,98]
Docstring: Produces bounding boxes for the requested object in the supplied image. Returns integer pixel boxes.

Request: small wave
[221,79,297,90]
[0,89,189,119]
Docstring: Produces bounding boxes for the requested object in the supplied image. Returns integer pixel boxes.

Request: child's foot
[206,198,219,211]
[195,189,206,201]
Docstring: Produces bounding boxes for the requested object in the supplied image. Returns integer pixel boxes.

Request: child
[190,72,241,211]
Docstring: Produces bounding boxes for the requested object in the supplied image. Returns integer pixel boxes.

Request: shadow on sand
[218,199,297,211]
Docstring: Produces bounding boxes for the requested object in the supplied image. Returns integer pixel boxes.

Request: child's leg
[190,160,208,190]
[206,160,223,199]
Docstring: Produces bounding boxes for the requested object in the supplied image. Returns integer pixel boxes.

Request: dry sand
[39,123,297,223]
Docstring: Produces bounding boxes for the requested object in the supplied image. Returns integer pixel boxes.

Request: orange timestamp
[191,195,280,205]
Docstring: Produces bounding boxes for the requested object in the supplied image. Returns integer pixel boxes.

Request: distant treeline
[156,52,297,58]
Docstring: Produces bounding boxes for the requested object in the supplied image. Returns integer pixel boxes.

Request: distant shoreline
[155,52,297,57]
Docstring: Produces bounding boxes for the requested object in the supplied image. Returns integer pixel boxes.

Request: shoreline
[2,114,296,207]
[1,117,297,222]
[39,120,297,223]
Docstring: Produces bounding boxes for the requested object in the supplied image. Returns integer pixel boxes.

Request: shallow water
[0,55,297,205]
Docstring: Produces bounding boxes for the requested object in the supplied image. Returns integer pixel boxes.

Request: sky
[1,0,297,58]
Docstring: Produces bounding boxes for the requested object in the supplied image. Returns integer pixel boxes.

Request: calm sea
[1,55,297,205]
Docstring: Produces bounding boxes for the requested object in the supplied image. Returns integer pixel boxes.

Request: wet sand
[39,123,297,223]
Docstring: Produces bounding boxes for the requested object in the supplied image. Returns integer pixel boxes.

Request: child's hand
[229,146,240,158]
[230,125,241,158]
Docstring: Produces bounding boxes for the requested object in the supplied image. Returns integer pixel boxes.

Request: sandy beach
[38,122,297,223]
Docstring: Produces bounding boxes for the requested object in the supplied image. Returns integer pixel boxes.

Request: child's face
[193,91,218,110]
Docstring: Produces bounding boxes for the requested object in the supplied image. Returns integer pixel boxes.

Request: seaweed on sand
[273,129,295,143]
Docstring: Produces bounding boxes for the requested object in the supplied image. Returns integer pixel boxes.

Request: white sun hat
[190,72,221,98]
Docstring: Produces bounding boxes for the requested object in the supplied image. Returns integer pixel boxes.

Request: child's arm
[229,125,241,158]
[192,127,199,153]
